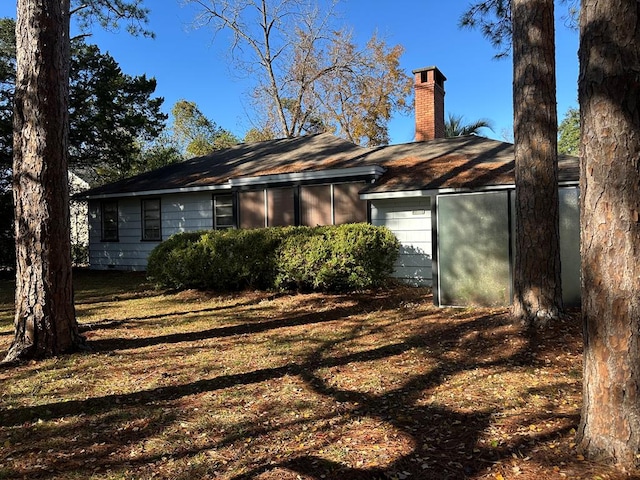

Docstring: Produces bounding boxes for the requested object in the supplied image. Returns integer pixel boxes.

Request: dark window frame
[100,200,119,242]
[213,193,236,230]
[141,198,162,241]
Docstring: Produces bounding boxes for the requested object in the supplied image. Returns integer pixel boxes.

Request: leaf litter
[0,271,634,479]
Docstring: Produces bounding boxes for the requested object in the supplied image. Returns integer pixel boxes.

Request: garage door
[370,198,432,286]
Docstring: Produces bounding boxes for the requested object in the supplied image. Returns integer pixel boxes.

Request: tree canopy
[558,106,579,155]
[459,0,579,58]
[171,99,239,157]
[444,113,494,137]
[69,40,167,181]
[0,18,167,184]
[71,0,152,38]
[189,0,412,146]
[0,18,15,184]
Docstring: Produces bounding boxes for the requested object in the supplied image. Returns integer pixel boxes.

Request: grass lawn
[0,270,631,479]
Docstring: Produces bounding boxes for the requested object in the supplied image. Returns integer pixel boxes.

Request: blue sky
[0,1,579,145]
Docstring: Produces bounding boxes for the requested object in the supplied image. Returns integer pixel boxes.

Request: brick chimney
[413,66,446,141]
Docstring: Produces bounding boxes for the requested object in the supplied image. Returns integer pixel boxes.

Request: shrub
[147,228,285,290]
[147,224,400,292]
[275,224,400,292]
[146,231,204,289]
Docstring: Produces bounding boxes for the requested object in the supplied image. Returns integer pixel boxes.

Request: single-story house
[77,66,579,307]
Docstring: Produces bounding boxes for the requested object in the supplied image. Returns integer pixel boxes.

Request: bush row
[146,224,400,293]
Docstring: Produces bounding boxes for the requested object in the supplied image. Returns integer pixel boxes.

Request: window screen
[300,185,332,226]
[142,198,161,241]
[214,194,235,229]
[101,201,118,241]
[239,190,266,228]
[437,191,511,306]
[267,188,295,226]
[334,182,367,224]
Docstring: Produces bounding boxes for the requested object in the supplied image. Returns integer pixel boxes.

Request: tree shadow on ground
[0,291,598,479]
[227,312,568,480]
[85,304,364,352]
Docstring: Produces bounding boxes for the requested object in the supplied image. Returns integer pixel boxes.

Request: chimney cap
[412,66,447,81]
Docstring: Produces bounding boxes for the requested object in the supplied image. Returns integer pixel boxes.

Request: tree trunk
[510,0,563,325]
[5,0,82,363]
[577,0,640,468]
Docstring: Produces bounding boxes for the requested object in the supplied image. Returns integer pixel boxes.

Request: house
[69,169,91,265]
[77,66,580,307]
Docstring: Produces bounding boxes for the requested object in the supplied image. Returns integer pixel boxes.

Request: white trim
[360,190,437,200]
[83,184,233,200]
[360,181,580,200]
[83,165,386,200]
[228,165,385,187]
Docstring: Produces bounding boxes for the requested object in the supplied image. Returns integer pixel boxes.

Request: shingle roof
[77,133,579,199]
[78,133,368,198]
[362,136,579,194]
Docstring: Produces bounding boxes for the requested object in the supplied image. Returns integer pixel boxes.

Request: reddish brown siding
[239,190,266,228]
[334,183,367,224]
[267,187,295,226]
[300,185,332,226]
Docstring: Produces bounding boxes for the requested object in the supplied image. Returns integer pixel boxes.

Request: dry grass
[0,270,635,479]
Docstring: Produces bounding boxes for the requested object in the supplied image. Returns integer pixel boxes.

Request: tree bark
[5,0,82,362]
[510,0,563,325]
[577,0,640,469]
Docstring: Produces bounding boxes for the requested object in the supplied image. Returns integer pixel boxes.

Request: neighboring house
[77,66,580,307]
[69,170,90,264]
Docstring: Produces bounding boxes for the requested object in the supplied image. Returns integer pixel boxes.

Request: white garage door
[370,198,432,286]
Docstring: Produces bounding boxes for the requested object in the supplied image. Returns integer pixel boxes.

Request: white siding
[370,198,432,286]
[88,193,213,271]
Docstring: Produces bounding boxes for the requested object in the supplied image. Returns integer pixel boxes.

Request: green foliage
[136,143,183,173]
[71,243,89,266]
[146,231,204,289]
[459,0,512,58]
[275,224,400,291]
[558,107,579,155]
[147,229,285,291]
[0,18,15,172]
[69,40,167,181]
[171,100,239,158]
[243,127,277,143]
[147,224,400,293]
[1,19,168,183]
[459,0,579,58]
[444,113,494,138]
[72,0,153,38]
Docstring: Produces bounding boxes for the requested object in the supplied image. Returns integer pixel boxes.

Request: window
[142,198,161,241]
[300,185,332,226]
[239,190,266,228]
[333,182,367,224]
[101,201,119,241]
[214,194,235,229]
[267,188,295,226]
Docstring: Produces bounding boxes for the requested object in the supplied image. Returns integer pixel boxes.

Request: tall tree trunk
[510,0,563,325]
[5,0,82,363]
[577,0,640,468]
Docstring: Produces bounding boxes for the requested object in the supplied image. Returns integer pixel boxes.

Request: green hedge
[147,224,399,293]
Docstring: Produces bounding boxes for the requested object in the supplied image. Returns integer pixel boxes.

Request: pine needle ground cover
[0,271,630,480]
